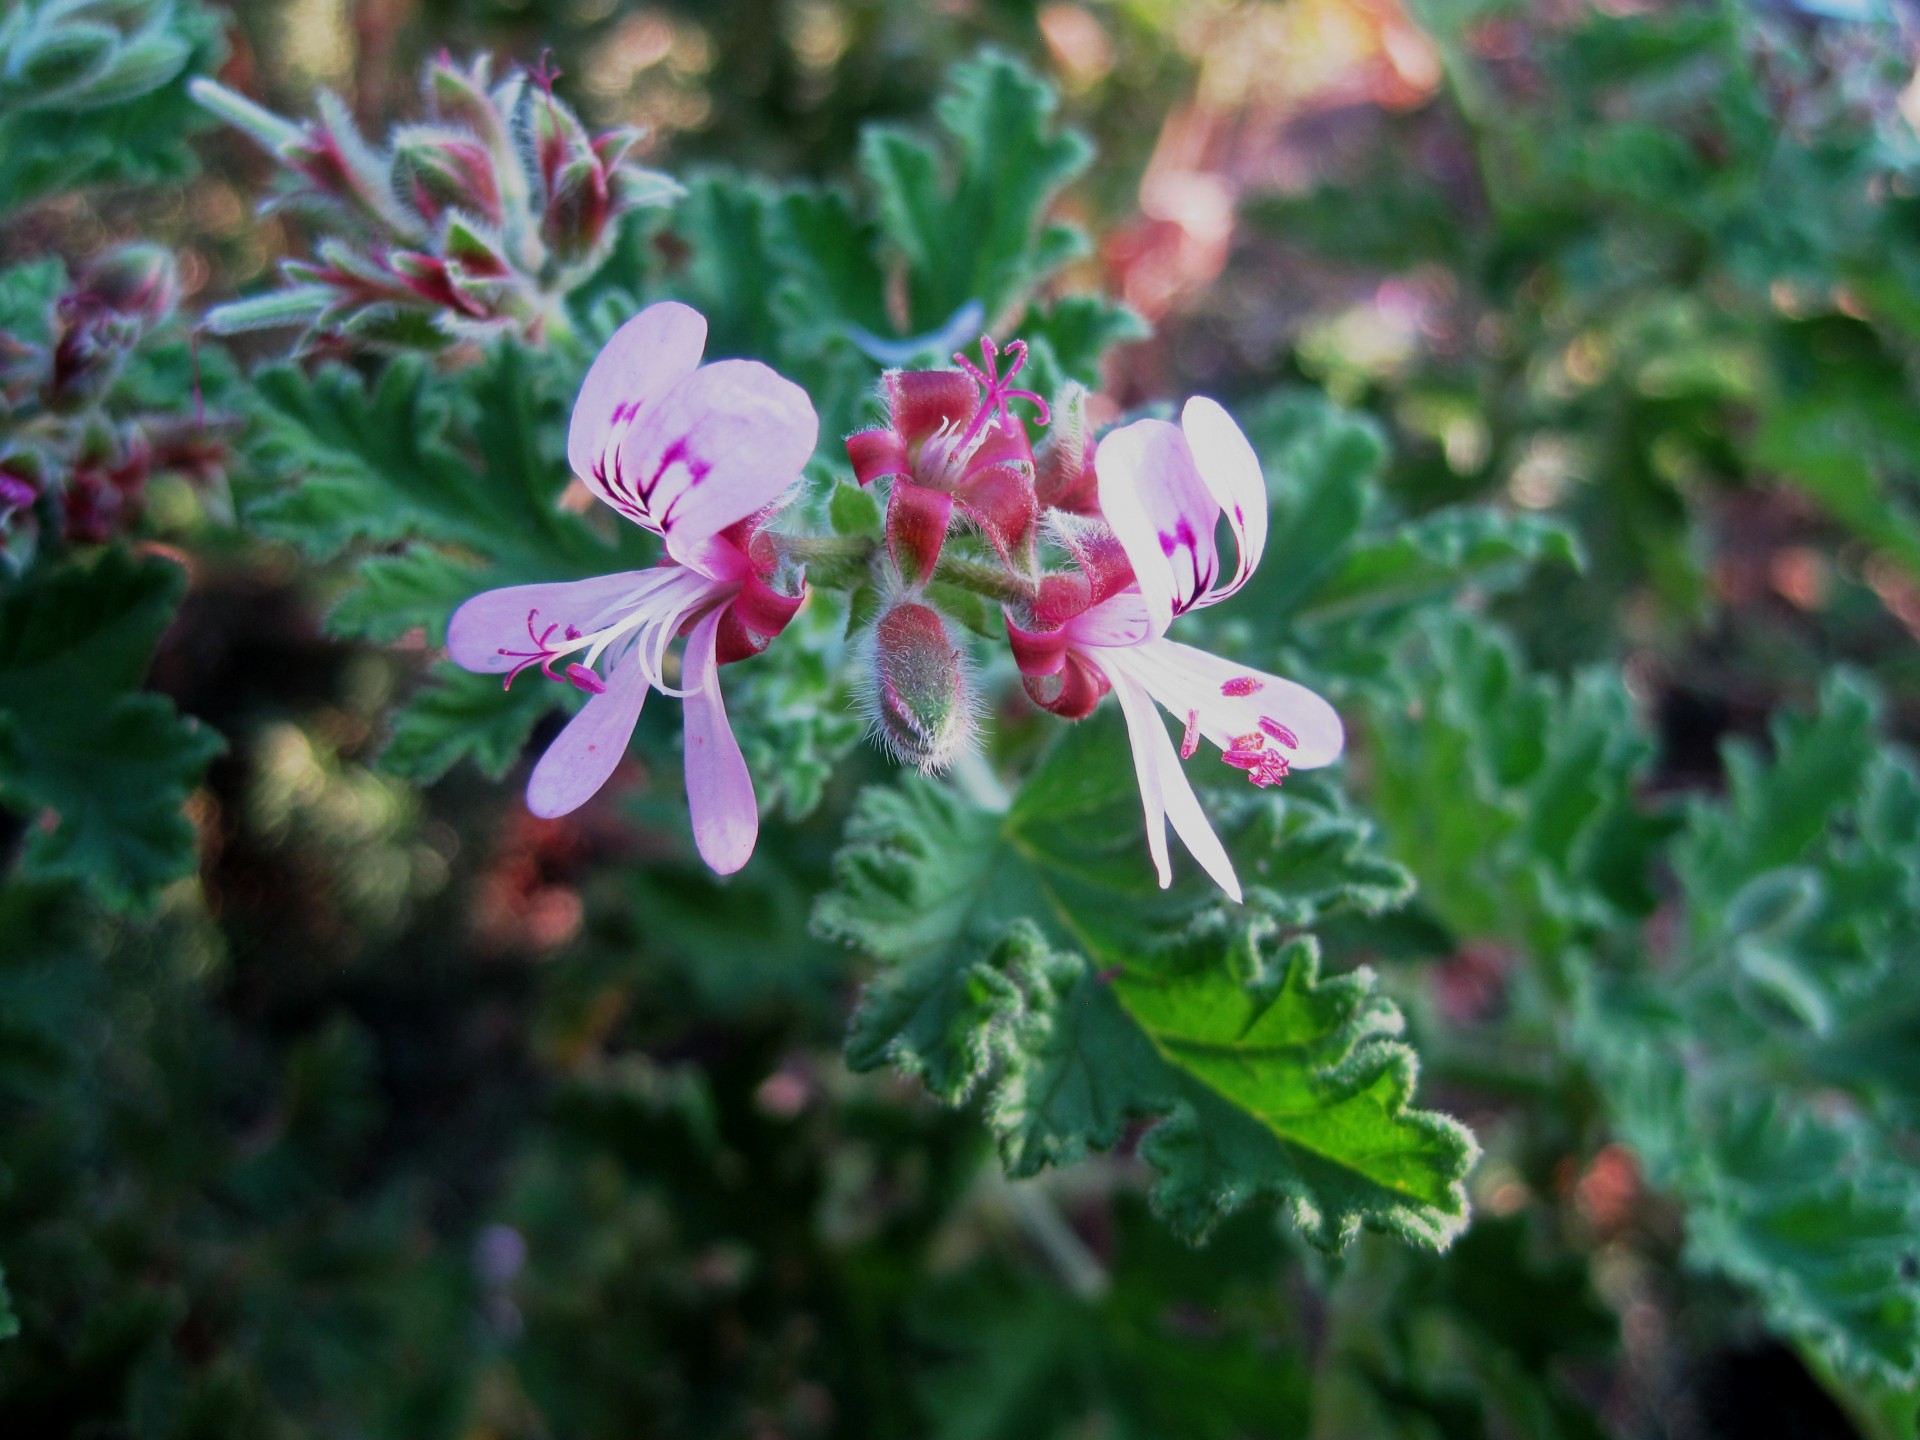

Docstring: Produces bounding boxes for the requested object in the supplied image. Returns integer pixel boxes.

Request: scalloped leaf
[817,710,1471,1249]
[0,551,222,908]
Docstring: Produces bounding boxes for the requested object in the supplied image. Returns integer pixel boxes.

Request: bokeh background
[6,0,1920,1436]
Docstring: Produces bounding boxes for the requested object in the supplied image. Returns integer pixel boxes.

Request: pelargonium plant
[449,302,1340,897]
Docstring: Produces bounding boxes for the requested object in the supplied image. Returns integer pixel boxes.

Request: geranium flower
[1005,398,1343,902]
[845,336,1047,585]
[447,301,817,873]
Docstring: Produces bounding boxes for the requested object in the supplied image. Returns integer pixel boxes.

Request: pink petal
[1181,397,1267,606]
[615,360,819,573]
[1127,639,1344,770]
[1063,590,1154,649]
[446,571,662,675]
[1094,418,1219,640]
[568,301,707,486]
[681,606,759,874]
[525,645,650,818]
[1094,654,1243,902]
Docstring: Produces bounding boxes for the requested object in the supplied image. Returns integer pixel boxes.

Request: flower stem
[931,554,1033,606]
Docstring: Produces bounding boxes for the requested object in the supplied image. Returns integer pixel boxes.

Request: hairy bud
[77,242,179,327]
[863,600,976,774]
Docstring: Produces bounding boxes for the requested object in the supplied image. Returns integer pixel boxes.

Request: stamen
[565,663,606,694]
[1259,717,1298,748]
[1221,676,1263,698]
[1180,708,1200,759]
[1222,729,1289,789]
[953,335,1051,447]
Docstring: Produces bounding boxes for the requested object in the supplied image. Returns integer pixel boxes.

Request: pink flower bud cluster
[193,53,680,352]
[0,246,226,559]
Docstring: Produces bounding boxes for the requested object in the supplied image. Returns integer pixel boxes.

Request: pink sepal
[887,477,953,587]
[1022,653,1109,720]
[953,461,1037,570]
[847,427,909,486]
[886,369,978,443]
[1005,612,1068,677]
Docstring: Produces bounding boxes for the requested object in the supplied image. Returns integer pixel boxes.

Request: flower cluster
[192,53,680,352]
[0,244,225,562]
[451,302,1342,899]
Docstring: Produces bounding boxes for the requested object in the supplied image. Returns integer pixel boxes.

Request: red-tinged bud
[393,127,505,227]
[541,154,613,266]
[0,456,40,515]
[76,243,179,328]
[425,52,508,154]
[1035,382,1098,515]
[865,600,976,774]
[518,82,595,204]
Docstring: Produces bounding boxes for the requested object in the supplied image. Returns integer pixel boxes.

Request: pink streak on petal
[446,572,659,674]
[1094,653,1242,903]
[568,301,707,486]
[618,359,819,574]
[681,606,759,874]
[1181,396,1267,607]
[1094,418,1218,640]
[525,647,649,818]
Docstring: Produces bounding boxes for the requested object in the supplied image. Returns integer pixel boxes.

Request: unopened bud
[393,126,504,227]
[541,153,613,265]
[864,601,975,774]
[77,243,179,326]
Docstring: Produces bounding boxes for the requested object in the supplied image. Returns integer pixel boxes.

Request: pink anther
[1258,717,1298,748]
[1180,708,1200,759]
[1221,675,1264,698]
[565,663,607,694]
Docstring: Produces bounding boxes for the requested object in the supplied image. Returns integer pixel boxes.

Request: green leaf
[818,711,1472,1249]
[0,1263,15,1343]
[1365,613,1660,955]
[861,50,1093,330]
[0,551,223,908]
[379,662,554,784]
[0,0,223,209]
[1296,507,1582,624]
[1575,677,1920,1386]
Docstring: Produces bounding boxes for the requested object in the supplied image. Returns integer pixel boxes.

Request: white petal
[1181,396,1266,606]
[680,606,759,874]
[613,360,818,572]
[1092,653,1243,903]
[568,301,707,489]
[1126,639,1344,770]
[1094,418,1219,640]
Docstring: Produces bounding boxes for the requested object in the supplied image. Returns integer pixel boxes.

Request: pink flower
[845,337,1048,585]
[448,301,817,873]
[1006,398,1343,902]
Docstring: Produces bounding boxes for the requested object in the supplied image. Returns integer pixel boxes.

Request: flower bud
[864,600,976,774]
[393,126,505,227]
[77,243,179,327]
